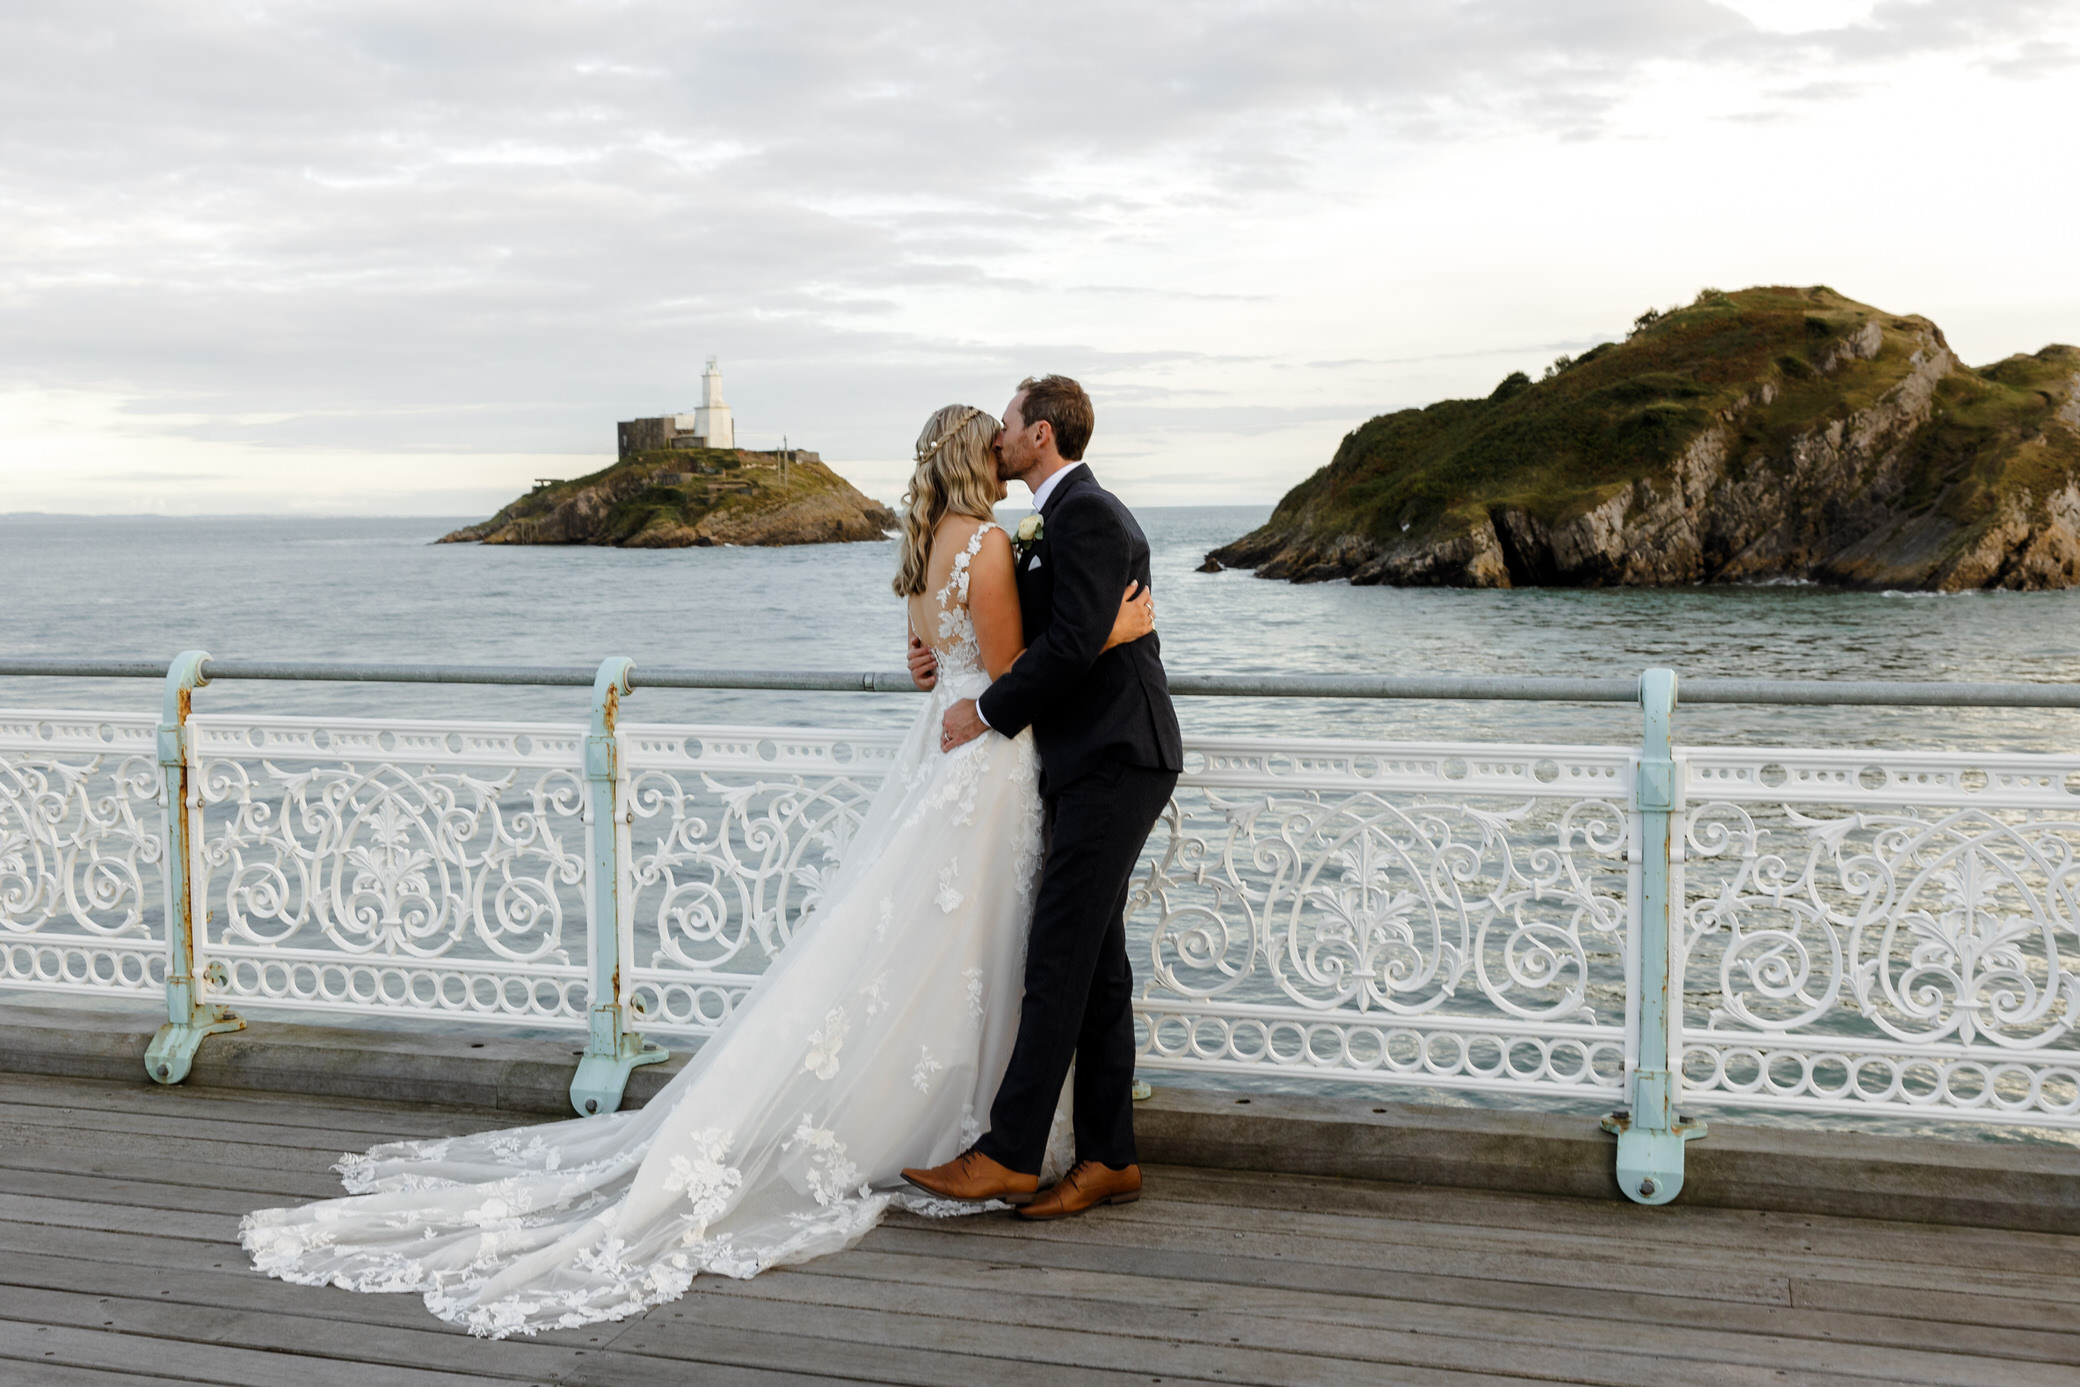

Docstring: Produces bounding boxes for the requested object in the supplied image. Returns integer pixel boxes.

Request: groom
[903,375,1183,1220]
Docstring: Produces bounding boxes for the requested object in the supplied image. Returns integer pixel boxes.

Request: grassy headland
[1207,287,2080,589]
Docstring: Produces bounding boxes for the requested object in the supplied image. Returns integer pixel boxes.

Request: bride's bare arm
[965,527,1026,681]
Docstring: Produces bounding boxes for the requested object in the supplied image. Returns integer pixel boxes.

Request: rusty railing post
[570,657,667,1115]
[1604,667,1705,1201]
[145,650,243,1083]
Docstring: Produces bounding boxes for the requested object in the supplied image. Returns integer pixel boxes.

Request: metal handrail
[3,655,2079,706]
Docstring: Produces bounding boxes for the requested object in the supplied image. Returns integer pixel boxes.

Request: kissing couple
[243,374,1185,1338]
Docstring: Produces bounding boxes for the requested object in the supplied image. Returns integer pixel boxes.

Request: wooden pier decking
[1,1071,2077,1386]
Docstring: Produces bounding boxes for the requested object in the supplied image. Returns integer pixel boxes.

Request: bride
[241,405,1156,1338]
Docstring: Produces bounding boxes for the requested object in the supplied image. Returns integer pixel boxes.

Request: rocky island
[1205,286,2080,590]
[439,448,897,548]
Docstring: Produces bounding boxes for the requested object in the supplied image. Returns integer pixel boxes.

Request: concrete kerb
[4,1006,2075,1235]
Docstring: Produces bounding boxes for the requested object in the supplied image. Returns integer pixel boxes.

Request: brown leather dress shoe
[901,1148,1039,1204]
[1015,1160,1142,1220]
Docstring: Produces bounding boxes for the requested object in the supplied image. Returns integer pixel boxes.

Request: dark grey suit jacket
[978,465,1183,797]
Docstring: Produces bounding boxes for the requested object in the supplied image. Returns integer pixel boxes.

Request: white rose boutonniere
[1012,513,1044,560]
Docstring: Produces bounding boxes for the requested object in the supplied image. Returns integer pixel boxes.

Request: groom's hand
[908,635,939,691]
[941,698,987,753]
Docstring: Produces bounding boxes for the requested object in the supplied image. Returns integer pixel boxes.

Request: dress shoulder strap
[935,519,1002,608]
[952,520,1001,567]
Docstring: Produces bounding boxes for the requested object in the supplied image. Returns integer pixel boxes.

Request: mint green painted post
[1604,667,1705,1202]
[570,657,668,1116]
[145,651,244,1083]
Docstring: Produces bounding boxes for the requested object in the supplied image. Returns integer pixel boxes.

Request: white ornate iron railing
[3,653,2078,1204]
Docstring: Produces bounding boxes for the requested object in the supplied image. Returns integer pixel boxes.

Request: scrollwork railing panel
[1130,737,1635,1096]
[185,714,592,1027]
[621,724,902,1028]
[1680,746,2080,1124]
[0,712,165,999]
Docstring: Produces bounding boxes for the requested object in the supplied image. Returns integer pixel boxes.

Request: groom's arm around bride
[907,374,1184,1219]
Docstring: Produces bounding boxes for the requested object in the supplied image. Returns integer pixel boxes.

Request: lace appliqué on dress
[926,521,1001,685]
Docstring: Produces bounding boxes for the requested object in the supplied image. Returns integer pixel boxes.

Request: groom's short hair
[1017,375,1094,462]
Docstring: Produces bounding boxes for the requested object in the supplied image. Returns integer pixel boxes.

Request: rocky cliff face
[1207,287,2080,591]
[441,450,897,548]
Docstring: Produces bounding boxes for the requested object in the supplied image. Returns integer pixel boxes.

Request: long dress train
[241,522,1055,1337]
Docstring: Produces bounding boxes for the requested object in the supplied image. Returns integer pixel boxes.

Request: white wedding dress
[242,522,1061,1337]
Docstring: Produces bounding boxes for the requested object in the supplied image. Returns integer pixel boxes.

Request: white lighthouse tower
[692,357,734,450]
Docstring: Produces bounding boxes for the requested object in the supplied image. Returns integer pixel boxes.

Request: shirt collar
[1027,460,1086,513]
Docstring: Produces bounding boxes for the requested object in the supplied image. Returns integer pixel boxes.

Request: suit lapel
[1038,464,1096,518]
[1020,465,1094,601]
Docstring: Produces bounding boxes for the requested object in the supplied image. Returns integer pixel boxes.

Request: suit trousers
[977,757,1179,1175]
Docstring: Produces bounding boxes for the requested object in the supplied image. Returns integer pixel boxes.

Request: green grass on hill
[473,448,873,545]
[1263,287,2078,564]
[1286,287,1952,547]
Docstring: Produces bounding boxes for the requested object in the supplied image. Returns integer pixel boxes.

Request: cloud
[1982,38,2080,78]
[0,0,2075,510]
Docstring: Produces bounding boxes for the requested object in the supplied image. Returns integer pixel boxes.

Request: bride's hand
[1102,582,1154,652]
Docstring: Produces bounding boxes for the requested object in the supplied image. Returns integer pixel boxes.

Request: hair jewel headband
[915,407,985,462]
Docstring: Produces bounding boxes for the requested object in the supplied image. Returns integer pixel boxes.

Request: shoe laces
[1062,1160,1103,1189]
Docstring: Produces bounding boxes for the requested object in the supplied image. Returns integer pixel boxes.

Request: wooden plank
[0,1210,1852,1387]
[887,1202,2080,1303]
[0,1102,460,1155]
[0,1073,518,1139]
[0,1255,1245,1387]
[0,1320,533,1387]
[866,1215,2080,1334]
[0,1168,293,1218]
[0,1248,510,1336]
[606,1313,1266,1387]
[0,1193,236,1243]
[1787,1275,2080,1333]
[632,1278,1895,1387]
[0,1142,352,1201]
[0,1219,262,1277]
[5,1075,2076,1387]
[621,1294,1540,1387]
[1147,1164,2080,1276]
[876,1211,1798,1304]
[693,1256,2080,1386]
[25,1221,2068,1387]
[0,1122,384,1175]
[0,1205,1779,1319]
[1113,1184,2080,1291]
[791,1244,2080,1358]
[567,1338,1248,1387]
[0,1283,585,1383]
[0,1362,197,1387]
[9,1135,2060,1315]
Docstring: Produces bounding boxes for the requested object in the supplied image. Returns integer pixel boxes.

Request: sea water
[5,506,2080,750]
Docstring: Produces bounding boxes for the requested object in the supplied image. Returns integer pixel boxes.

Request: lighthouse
[616,357,749,458]
[692,357,734,450]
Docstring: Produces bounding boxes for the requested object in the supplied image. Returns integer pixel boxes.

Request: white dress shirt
[1026,460,1085,512]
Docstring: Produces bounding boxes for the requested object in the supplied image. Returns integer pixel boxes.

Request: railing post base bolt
[570,1008,669,1117]
[1601,1108,1708,1205]
[145,1006,244,1086]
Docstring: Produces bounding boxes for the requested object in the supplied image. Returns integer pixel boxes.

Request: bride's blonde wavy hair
[892,404,1003,596]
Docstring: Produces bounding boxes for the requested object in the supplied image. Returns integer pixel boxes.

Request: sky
[1,0,2076,516]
